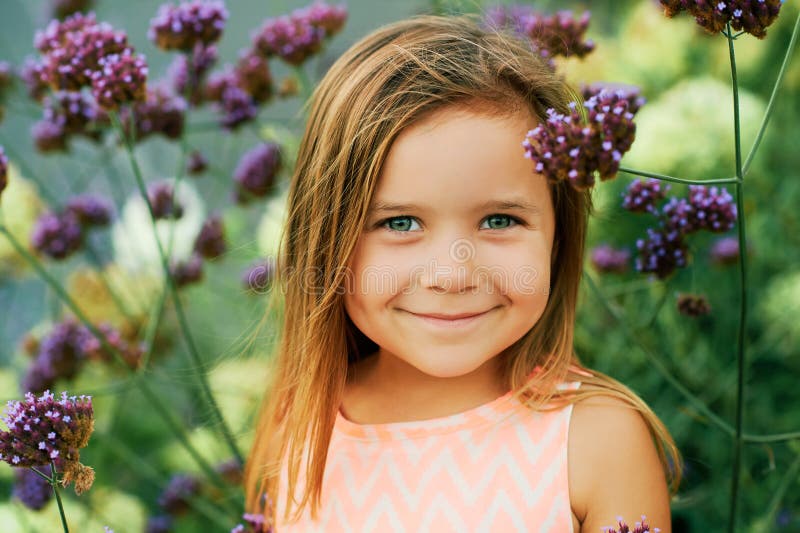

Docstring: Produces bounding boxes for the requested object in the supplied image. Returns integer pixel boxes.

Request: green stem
[109,112,244,466]
[726,22,748,533]
[743,430,800,443]
[50,461,70,533]
[758,449,800,528]
[0,223,229,490]
[743,10,800,176]
[583,271,735,437]
[618,166,737,186]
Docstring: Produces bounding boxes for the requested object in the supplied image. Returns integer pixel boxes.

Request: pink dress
[275,381,580,532]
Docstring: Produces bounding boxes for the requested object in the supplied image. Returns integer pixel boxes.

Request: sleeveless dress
[275,381,580,532]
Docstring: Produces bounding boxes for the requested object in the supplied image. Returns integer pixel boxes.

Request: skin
[341,104,671,532]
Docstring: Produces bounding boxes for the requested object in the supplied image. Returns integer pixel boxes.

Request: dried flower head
[194,214,226,259]
[660,0,783,38]
[187,150,208,175]
[590,244,631,274]
[31,210,84,260]
[233,143,282,203]
[149,1,228,51]
[235,50,273,103]
[676,293,712,317]
[32,119,68,152]
[523,89,640,190]
[0,390,95,495]
[91,49,149,110]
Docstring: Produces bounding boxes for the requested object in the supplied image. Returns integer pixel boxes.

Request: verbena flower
[0,145,7,196]
[582,83,646,114]
[660,0,783,38]
[20,58,49,101]
[242,257,276,294]
[602,514,659,533]
[65,194,113,227]
[590,244,631,274]
[145,515,174,533]
[34,12,102,55]
[677,293,712,317]
[662,185,737,235]
[218,85,258,130]
[709,235,740,266]
[170,253,204,288]
[215,458,243,485]
[21,319,92,394]
[523,89,640,190]
[80,322,145,370]
[233,143,282,203]
[147,181,184,220]
[622,178,670,215]
[167,43,218,105]
[294,1,348,37]
[0,390,95,495]
[231,512,270,533]
[91,49,149,110]
[193,214,226,259]
[234,50,273,104]
[187,150,208,175]
[121,85,187,141]
[635,226,689,279]
[42,90,104,139]
[252,14,325,66]
[13,464,53,510]
[149,1,228,52]
[52,0,93,20]
[158,473,202,515]
[31,210,84,260]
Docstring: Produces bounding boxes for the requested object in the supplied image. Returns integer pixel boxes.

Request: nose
[416,236,480,294]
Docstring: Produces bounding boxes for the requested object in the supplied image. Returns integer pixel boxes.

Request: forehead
[370,105,551,213]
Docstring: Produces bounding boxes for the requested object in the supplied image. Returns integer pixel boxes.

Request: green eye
[482,214,520,230]
[382,216,420,232]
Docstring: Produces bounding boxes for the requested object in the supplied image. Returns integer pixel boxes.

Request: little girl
[244,14,681,533]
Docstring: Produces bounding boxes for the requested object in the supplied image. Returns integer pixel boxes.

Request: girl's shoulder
[567,384,672,532]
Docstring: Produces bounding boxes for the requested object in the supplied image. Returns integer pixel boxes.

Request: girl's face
[344,104,555,382]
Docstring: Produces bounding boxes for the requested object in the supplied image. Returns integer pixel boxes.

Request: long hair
[244,14,681,526]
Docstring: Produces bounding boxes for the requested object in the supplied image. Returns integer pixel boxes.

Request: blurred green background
[0,0,799,531]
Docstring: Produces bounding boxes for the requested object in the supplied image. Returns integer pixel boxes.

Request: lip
[407,308,495,328]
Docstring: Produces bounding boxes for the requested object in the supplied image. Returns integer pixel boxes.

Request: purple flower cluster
[158,473,202,515]
[121,85,187,142]
[13,465,53,510]
[602,515,658,533]
[218,85,259,130]
[590,244,631,274]
[170,254,204,288]
[0,390,95,494]
[215,458,243,485]
[233,143,282,203]
[709,236,740,266]
[167,43,219,105]
[187,150,208,175]
[660,0,783,38]
[231,512,271,533]
[20,58,49,102]
[30,192,113,260]
[33,91,105,153]
[147,181,184,220]
[484,6,595,62]
[32,12,148,110]
[80,322,145,370]
[234,51,273,104]
[621,178,669,215]
[252,1,347,66]
[148,1,228,52]
[242,257,276,294]
[52,0,93,19]
[194,214,226,259]
[582,83,646,115]
[676,293,712,317]
[523,88,640,190]
[0,145,7,196]
[623,180,738,279]
[22,319,90,394]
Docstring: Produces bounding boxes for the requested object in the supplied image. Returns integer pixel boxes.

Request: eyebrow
[367,198,541,215]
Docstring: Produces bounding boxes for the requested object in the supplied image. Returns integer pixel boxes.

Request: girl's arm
[568,392,672,533]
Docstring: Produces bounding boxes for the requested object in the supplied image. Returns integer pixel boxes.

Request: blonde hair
[244,14,681,527]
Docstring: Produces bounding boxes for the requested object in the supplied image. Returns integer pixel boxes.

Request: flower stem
[743,10,800,176]
[50,461,70,533]
[109,111,244,466]
[583,271,735,437]
[618,166,737,186]
[0,223,230,490]
[726,22,749,533]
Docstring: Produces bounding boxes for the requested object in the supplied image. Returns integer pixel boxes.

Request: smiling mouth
[406,308,496,328]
